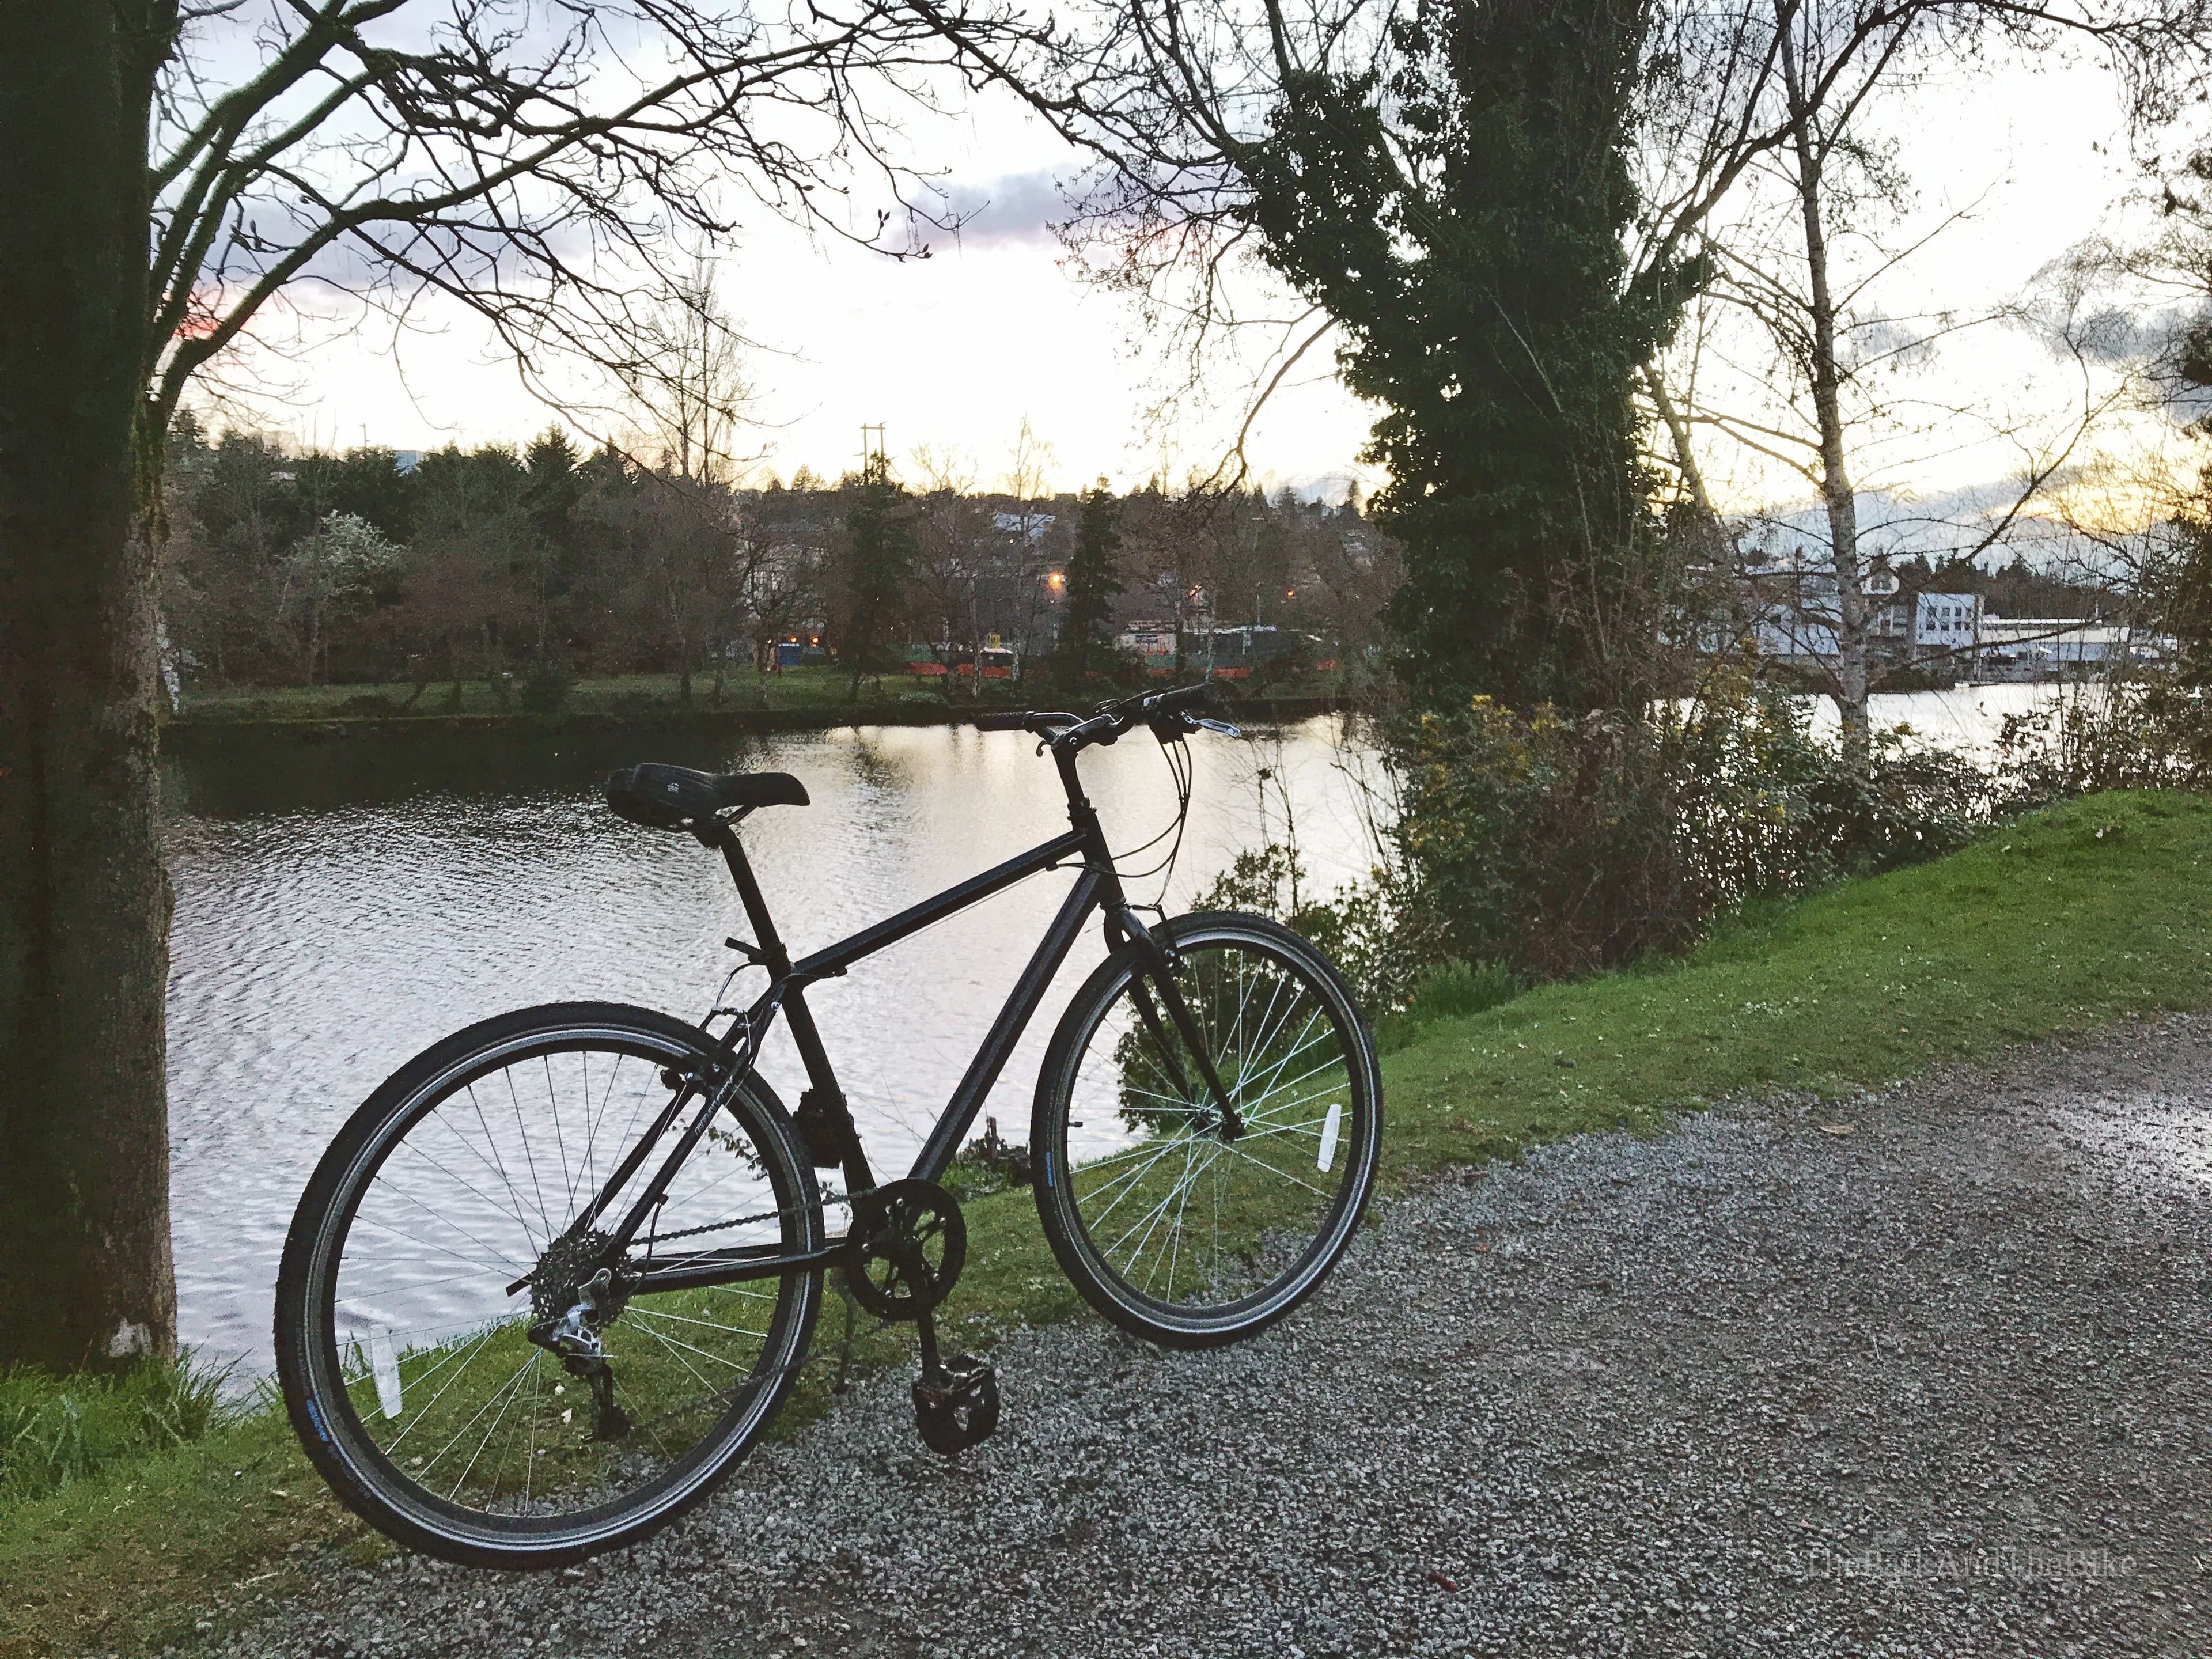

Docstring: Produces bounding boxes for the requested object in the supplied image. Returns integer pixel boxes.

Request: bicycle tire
[1030,911,1382,1349]
[275,1001,823,1568]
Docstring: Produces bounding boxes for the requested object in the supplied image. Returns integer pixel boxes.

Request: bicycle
[275,682,1383,1568]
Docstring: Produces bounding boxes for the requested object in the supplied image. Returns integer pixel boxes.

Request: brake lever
[1192,717,1242,738]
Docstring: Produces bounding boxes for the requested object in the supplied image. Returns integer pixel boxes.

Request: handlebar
[969,682,1238,749]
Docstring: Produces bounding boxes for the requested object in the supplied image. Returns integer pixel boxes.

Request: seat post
[708,823,790,972]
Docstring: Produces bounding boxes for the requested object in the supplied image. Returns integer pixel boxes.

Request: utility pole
[859,423,888,486]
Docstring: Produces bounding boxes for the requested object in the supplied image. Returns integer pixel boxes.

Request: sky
[193,20,2185,510]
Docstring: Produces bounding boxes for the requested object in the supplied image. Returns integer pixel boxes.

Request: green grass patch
[171,666,990,724]
[7,789,2212,1656]
[0,1359,233,1505]
[168,666,1358,727]
[1377,790,2212,1171]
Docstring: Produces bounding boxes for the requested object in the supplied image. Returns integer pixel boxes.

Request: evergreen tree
[1054,483,1125,686]
[833,477,916,698]
[1240,0,1692,711]
[291,447,416,544]
[521,428,582,658]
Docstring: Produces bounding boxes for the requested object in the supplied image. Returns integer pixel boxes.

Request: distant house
[1914,592,1982,656]
[1116,624,1179,676]
[1734,549,1985,672]
[991,511,1056,542]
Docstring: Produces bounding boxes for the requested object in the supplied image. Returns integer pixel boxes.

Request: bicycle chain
[632,1181,842,1249]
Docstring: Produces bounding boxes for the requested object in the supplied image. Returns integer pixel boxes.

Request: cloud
[1739,482,2092,566]
[928,171,1069,248]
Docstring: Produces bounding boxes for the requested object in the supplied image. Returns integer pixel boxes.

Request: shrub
[1194,844,1450,1014]
[1992,679,2212,809]
[1389,686,1990,980]
[518,657,573,716]
[1206,681,2035,1010]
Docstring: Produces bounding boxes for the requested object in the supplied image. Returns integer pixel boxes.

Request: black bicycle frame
[585,745,1139,1297]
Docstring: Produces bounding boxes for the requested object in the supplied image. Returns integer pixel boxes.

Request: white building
[1974,618,2166,680]
[1914,592,1982,653]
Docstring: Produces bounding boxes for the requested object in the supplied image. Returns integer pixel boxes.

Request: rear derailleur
[522,1230,632,1441]
[842,1177,999,1455]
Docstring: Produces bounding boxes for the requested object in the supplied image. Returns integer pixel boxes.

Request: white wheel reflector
[369,1327,403,1419]
[1318,1102,1343,1173]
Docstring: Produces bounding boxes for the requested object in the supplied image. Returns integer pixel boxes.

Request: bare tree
[0,0,1061,1370]
[908,449,995,693]
[597,266,775,703]
[997,418,1062,659]
[1645,0,2181,755]
[615,258,768,489]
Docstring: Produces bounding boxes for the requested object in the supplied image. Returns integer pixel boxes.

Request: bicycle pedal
[911,1355,999,1455]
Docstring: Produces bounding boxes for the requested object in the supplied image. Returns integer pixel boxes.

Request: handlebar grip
[972,711,1034,732]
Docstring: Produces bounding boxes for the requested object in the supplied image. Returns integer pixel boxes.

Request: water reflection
[165,718,1379,1373]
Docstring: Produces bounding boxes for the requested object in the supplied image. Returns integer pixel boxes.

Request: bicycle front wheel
[275,1002,822,1568]
[1032,911,1382,1349]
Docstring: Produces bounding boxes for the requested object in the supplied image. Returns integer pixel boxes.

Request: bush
[1194,844,1450,1014]
[1203,681,2047,1012]
[1390,686,1989,980]
[1992,679,2212,809]
[518,657,573,716]
[1789,730,1986,873]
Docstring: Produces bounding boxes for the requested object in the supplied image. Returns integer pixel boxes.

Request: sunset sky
[204,35,2173,512]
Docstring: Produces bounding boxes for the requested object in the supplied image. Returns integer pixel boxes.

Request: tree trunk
[1782,25,1869,764]
[0,2,180,1369]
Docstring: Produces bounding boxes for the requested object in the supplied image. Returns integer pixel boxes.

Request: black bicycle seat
[605,764,809,830]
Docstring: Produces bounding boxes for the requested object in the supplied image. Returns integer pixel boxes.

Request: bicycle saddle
[605,764,809,830]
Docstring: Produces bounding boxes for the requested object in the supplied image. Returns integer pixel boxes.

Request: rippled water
[165,717,1381,1373]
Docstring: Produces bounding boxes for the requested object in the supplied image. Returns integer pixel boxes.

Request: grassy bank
[6,789,2210,1657]
[173,666,977,724]
[165,666,1363,730]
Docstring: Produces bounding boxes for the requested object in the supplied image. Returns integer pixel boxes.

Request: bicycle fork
[1110,908,1245,1142]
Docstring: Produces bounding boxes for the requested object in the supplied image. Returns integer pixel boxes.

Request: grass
[6,788,2211,1656]
[0,1359,233,1505]
[168,666,1361,726]
[173,665,998,723]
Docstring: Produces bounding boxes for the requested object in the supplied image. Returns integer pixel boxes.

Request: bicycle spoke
[304,1025,819,1542]
[1054,926,1373,1332]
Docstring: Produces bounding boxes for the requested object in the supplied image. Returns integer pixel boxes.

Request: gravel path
[220,1018,2212,1658]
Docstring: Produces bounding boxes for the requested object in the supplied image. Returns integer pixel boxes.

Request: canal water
[162,683,2069,1374]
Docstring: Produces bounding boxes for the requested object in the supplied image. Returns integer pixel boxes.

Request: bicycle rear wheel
[1031,911,1381,1349]
[275,1002,821,1568]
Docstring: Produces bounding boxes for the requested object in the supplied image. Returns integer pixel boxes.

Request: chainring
[843,1178,966,1321]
